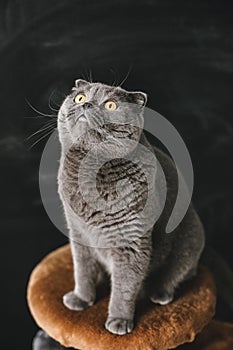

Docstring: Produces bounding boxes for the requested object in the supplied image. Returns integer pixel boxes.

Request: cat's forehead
[89,83,113,95]
[80,82,126,99]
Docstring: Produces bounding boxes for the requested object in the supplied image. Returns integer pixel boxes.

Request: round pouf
[27,245,216,350]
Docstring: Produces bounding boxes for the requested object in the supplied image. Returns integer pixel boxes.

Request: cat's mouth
[78,114,87,122]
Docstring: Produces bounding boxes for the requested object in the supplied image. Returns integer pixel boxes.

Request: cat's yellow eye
[74,93,86,104]
[104,100,117,111]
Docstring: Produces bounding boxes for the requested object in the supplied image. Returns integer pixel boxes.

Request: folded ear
[75,79,90,88]
[129,91,147,107]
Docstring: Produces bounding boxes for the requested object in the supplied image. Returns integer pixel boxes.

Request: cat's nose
[83,102,93,110]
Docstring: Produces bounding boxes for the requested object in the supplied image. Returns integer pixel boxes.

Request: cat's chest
[59,148,149,228]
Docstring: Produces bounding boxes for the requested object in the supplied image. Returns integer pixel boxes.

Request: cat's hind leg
[149,208,204,305]
[149,255,199,305]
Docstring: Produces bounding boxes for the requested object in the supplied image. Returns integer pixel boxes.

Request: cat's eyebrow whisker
[48,90,61,113]
[55,90,67,99]
[118,64,133,87]
[109,68,119,87]
[81,69,90,83]
[49,103,59,113]
[81,73,87,81]
[89,69,93,83]
[84,66,92,83]
[28,129,54,149]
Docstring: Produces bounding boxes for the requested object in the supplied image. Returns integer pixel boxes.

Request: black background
[1,0,233,348]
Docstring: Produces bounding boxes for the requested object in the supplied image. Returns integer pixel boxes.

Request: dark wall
[1,0,233,348]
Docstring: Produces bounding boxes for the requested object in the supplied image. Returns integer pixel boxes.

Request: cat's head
[58,79,147,152]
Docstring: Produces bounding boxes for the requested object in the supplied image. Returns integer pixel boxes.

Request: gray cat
[57,79,205,335]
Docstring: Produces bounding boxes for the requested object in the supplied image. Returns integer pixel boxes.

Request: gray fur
[57,80,204,335]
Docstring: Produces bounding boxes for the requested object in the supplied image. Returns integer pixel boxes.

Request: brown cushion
[27,245,216,350]
[177,320,233,350]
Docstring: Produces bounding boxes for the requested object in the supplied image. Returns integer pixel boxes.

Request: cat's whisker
[29,128,54,149]
[25,122,57,141]
[40,118,58,127]
[25,99,56,117]
[24,114,57,119]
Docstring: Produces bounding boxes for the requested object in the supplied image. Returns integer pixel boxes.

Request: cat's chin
[69,124,89,143]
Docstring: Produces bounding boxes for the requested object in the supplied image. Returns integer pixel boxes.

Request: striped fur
[57,80,205,335]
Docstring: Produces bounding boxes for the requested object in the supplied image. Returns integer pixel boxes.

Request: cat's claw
[150,291,174,305]
[63,291,90,311]
[105,317,134,335]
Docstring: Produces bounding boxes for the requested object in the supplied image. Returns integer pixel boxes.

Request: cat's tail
[200,245,233,310]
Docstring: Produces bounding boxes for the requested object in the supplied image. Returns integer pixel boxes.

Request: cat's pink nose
[83,102,93,110]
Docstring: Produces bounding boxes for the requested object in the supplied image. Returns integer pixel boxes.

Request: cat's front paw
[105,317,134,335]
[63,291,90,311]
